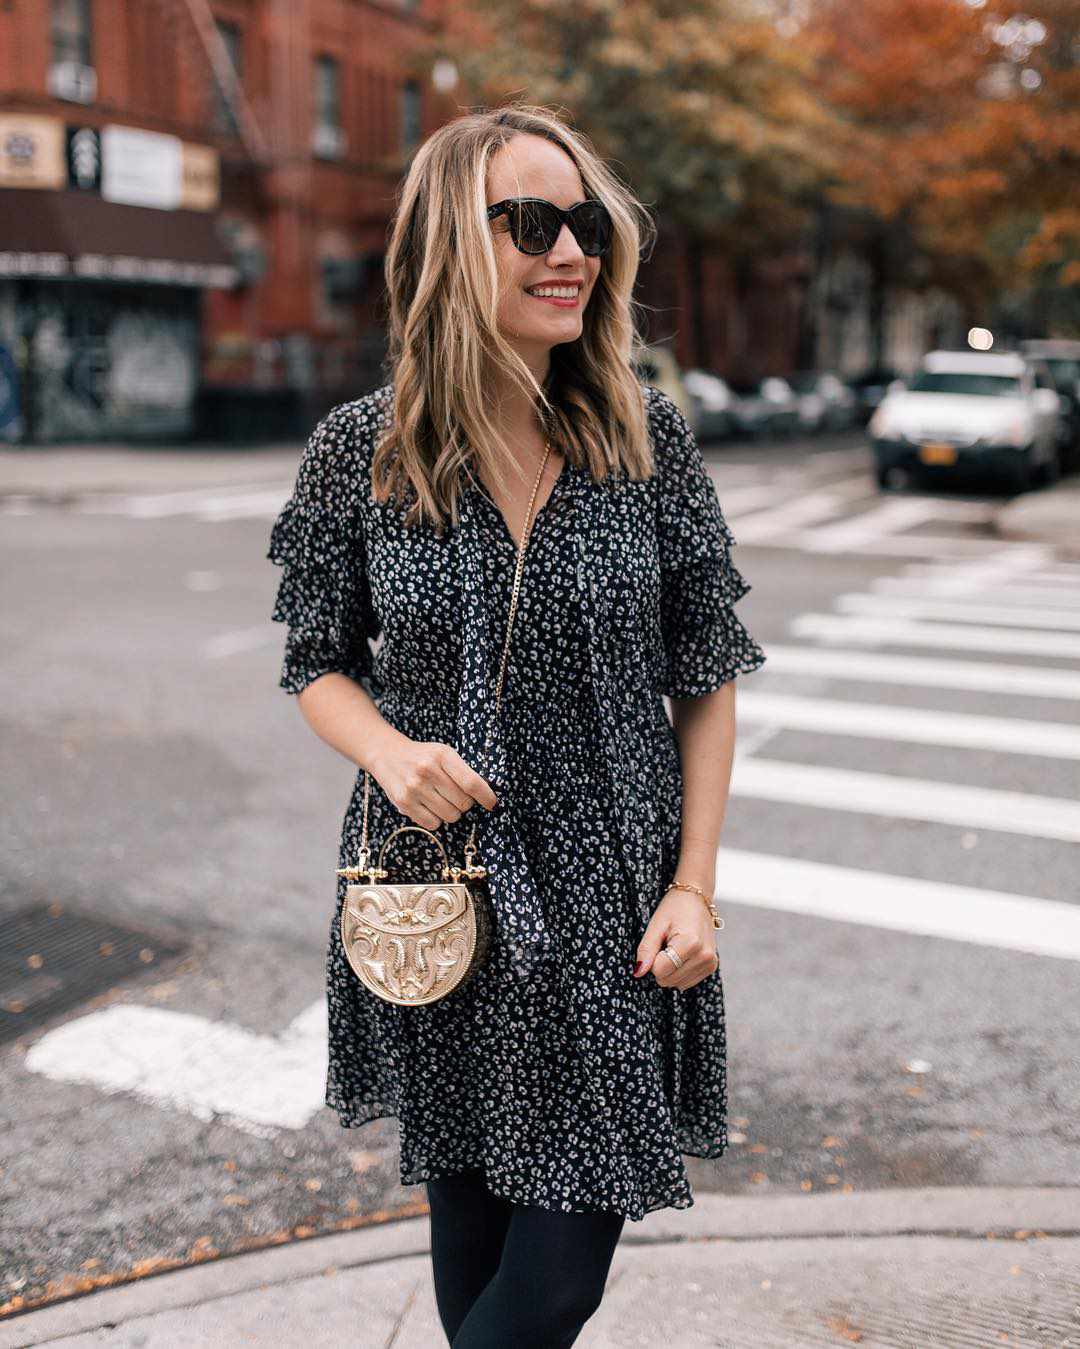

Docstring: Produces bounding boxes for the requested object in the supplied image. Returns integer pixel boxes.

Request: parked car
[868,349,1063,492]
[846,366,903,424]
[727,376,800,440]
[787,370,860,434]
[683,368,736,441]
[1020,338,1080,469]
[632,343,699,435]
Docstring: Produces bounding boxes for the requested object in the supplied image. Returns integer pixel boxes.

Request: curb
[3,1187,1076,1347]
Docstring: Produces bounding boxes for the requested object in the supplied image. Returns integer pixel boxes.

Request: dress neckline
[470,457,571,550]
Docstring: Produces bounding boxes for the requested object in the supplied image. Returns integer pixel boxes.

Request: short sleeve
[650,387,766,698]
[266,405,382,698]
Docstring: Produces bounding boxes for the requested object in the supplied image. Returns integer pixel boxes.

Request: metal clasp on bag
[336,827,487,886]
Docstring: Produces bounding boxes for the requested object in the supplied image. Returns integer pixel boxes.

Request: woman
[267,103,766,1347]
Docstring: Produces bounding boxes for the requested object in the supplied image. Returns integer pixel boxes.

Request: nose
[547,222,586,265]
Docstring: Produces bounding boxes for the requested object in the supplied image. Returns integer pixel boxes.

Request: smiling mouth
[525,290,581,307]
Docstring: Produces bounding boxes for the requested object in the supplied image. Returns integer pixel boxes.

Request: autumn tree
[804,0,1080,331]
[423,0,845,264]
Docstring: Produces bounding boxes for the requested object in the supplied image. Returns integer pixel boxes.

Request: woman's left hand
[632,887,719,991]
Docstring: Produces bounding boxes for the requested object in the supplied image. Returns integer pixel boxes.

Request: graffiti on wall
[22,285,199,441]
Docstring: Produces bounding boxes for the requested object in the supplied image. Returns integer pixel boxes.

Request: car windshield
[1045,359,1080,386]
[909,371,1023,397]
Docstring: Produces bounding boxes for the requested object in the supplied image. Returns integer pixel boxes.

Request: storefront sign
[102,125,183,209]
[180,142,220,212]
[0,117,220,209]
[66,125,102,192]
[0,115,67,189]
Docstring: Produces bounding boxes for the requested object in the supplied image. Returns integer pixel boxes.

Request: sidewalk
[992,480,1080,558]
[2,1188,1076,1347]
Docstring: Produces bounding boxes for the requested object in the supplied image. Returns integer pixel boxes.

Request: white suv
[868,349,1063,493]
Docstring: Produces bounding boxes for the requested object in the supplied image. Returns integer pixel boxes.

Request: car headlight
[1002,419,1031,447]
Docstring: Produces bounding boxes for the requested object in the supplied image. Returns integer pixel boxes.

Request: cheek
[495,259,531,323]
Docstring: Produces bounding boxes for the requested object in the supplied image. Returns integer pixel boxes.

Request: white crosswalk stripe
[736,691,1080,759]
[702,456,1052,560]
[719,541,1080,961]
[833,591,1080,630]
[731,758,1080,843]
[763,643,1080,699]
[790,612,1080,658]
[714,851,1080,963]
[73,482,292,520]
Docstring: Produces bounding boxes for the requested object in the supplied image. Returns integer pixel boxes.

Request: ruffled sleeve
[266,405,382,698]
[650,387,766,698]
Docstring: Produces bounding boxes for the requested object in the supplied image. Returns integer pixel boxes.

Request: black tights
[425,1168,626,1347]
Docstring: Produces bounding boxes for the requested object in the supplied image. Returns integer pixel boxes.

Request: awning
[0,188,239,288]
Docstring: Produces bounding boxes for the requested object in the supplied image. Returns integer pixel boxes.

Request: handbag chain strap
[352,439,556,877]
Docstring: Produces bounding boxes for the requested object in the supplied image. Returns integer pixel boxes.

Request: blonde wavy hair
[374,101,659,532]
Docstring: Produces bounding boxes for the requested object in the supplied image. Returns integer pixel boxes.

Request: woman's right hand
[368,734,498,830]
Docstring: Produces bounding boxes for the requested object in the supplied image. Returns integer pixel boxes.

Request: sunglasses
[486,197,613,257]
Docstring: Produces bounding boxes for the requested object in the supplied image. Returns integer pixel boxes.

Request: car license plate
[919,441,958,465]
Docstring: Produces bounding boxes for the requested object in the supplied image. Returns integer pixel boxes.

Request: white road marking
[799,498,965,552]
[791,613,1080,659]
[729,487,869,542]
[872,578,1080,609]
[195,488,290,521]
[833,592,1080,631]
[204,625,281,659]
[877,546,1058,591]
[793,531,1039,559]
[73,482,293,519]
[736,691,1080,760]
[712,850,1080,962]
[707,483,782,517]
[732,758,1080,842]
[763,644,1080,700]
[23,999,329,1134]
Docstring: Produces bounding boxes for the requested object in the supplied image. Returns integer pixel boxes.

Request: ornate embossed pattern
[341,881,491,1005]
[267,383,766,1222]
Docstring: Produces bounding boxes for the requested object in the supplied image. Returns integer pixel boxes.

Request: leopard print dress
[267,383,766,1221]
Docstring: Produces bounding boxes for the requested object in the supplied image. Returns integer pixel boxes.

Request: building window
[51,0,92,67]
[313,54,346,158]
[401,79,422,153]
[48,0,97,101]
[212,20,243,139]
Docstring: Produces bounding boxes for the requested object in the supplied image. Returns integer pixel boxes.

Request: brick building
[0,0,805,445]
[0,0,446,443]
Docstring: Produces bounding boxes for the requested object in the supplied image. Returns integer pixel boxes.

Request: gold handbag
[336,441,557,1007]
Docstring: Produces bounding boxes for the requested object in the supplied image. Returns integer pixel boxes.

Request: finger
[418,784,468,825]
[446,750,498,811]
[635,926,669,977]
[654,944,686,986]
[676,950,719,991]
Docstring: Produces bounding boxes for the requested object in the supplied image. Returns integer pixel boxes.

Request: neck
[487,352,552,450]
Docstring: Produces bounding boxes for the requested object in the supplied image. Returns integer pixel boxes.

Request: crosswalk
[16,446,1080,1135]
[705,448,1036,559]
[728,545,1080,963]
[0,441,1048,565]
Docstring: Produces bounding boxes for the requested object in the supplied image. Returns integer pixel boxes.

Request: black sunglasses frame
[486,197,613,257]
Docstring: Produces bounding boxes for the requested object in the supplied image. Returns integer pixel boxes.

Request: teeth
[527,287,578,298]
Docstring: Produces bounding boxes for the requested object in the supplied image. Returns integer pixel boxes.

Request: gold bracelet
[669,878,725,930]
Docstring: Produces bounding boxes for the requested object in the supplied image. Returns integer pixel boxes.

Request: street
[2,427,1079,1314]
